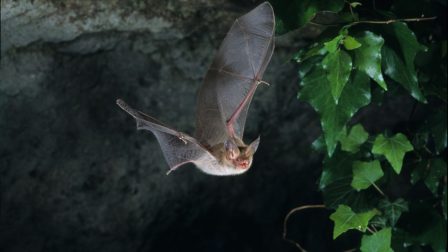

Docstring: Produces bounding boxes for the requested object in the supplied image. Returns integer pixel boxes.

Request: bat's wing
[117,99,215,174]
[195,2,275,146]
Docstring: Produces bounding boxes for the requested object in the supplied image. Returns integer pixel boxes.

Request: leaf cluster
[273,0,447,250]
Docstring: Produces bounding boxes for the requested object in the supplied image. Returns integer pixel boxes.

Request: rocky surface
[0,1,331,252]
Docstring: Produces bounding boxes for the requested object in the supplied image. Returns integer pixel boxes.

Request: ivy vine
[272,0,447,251]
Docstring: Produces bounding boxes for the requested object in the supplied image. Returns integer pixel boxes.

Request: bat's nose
[237,160,249,169]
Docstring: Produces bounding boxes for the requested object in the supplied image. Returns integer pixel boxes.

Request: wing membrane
[195,2,275,145]
[117,99,214,173]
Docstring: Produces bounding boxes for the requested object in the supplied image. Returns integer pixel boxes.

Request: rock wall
[1,1,325,251]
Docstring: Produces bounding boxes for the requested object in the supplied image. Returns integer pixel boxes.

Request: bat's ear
[246,136,260,156]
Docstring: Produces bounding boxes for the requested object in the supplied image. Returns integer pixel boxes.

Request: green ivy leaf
[370,215,388,229]
[297,55,322,78]
[320,151,353,190]
[372,133,414,174]
[311,135,326,152]
[330,204,380,239]
[350,2,362,8]
[410,158,446,195]
[340,124,369,153]
[324,35,344,53]
[400,208,447,252]
[351,160,384,191]
[299,68,371,156]
[344,36,362,50]
[272,0,344,34]
[415,215,447,252]
[378,198,409,226]
[424,158,447,195]
[296,0,345,27]
[323,49,353,103]
[412,131,430,151]
[295,44,327,63]
[360,228,393,252]
[428,110,448,154]
[354,31,388,90]
[320,151,374,211]
[382,46,426,102]
[410,160,428,185]
[390,22,427,86]
[443,185,447,220]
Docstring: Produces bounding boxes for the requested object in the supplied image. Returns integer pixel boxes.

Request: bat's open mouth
[234,159,251,170]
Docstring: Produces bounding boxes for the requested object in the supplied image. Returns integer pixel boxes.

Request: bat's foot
[177,133,188,144]
[257,80,270,86]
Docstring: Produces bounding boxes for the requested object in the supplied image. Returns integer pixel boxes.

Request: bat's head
[224,137,260,170]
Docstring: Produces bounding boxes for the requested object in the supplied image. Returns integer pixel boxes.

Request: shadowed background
[0,0,415,251]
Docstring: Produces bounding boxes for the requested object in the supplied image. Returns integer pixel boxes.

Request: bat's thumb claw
[177,133,188,144]
[257,80,271,86]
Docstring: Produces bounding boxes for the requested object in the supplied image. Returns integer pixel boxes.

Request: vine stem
[310,16,437,28]
[372,182,386,198]
[345,0,356,21]
[283,204,326,252]
[367,226,376,234]
[348,16,437,27]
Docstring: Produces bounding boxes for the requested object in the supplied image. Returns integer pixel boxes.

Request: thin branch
[348,16,437,27]
[310,16,437,28]
[308,21,340,27]
[372,182,386,198]
[283,237,308,252]
[423,145,433,155]
[367,226,376,234]
[345,0,356,21]
[283,204,326,252]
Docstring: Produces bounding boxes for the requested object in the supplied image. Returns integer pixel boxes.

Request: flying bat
[117,2,275,176]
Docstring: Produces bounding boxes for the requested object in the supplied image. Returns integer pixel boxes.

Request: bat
[117,2,275,176]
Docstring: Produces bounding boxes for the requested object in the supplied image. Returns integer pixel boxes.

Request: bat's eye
[226,148,240,160]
